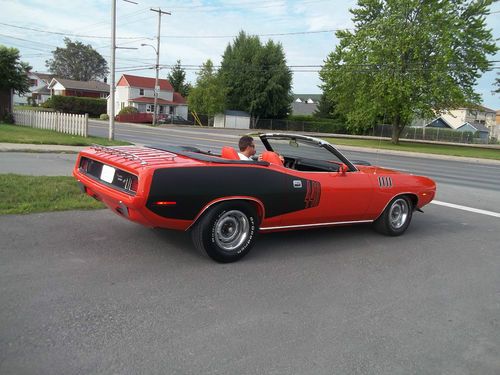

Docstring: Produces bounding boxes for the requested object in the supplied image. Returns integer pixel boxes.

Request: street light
[141,43,160,126]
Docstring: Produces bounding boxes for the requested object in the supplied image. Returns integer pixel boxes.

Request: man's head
[238,135,256,157]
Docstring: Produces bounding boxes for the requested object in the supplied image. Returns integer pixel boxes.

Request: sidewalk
[0,143,85,153]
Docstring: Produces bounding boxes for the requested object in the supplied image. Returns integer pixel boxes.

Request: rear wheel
[373,195,413,236]
[191,201,259,263]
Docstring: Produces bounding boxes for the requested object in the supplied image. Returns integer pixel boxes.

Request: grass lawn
[0,123,130,146]
[324,137,500,161]
[0,174,104,215]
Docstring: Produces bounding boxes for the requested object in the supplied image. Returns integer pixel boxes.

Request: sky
[1,0,499,109]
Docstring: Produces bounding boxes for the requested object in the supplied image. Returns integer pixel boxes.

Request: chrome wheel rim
[389,198,409,230]
[214,210,250,251]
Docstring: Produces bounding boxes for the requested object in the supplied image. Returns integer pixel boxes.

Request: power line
[0,22,150,40]
[160,29,344,39]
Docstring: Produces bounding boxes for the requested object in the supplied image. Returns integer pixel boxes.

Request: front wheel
[190,201,259,263]
[373,196,413,236]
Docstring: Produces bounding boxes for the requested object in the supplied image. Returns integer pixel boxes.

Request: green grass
[0,123,130,146]
[324,137,500,161]
[0,174,104,215]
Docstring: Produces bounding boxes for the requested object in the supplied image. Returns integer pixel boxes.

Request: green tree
[167,60,191,97]
[219,31,292,121]
[314,94,335,119]
[188,59,226,117]
[320,0,498,144]
[0,45,30,94]
[494,73,500,94]
[46,38,108,81]
[0,45,31,117]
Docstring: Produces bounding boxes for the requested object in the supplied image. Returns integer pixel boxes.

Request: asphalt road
[1,121,499,374]
[1,205,499,374]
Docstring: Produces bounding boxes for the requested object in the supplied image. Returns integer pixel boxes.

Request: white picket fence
[13,110,89,137]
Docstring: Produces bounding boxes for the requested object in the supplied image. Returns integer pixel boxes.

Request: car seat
[221,146,240,160]
[260,151,283,166]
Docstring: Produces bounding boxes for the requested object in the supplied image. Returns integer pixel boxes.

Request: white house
[13,72,55,106]
[111,74,188,119]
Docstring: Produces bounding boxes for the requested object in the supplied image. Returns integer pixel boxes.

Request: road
[1,121,499,374]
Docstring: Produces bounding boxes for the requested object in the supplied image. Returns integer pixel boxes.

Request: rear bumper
[74,169,192,231]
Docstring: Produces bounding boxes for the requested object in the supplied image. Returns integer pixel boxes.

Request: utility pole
[109,0,116,140]
[150,8,170,127]
[109,0,137,140]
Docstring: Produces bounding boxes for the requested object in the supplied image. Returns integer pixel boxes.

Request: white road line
[431,200,500,218]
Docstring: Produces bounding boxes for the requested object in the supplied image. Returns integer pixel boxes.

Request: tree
[494,73,500,94]
[46,38,108,81]
[219,31,292,121]
[188,59,226,117]
[167,60,191,97]
[320,0,498,144]
[0,45,31,117]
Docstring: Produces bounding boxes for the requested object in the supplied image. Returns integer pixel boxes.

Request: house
[13,72,55,106]
[412,105,498,142]
[456,122,490,142]
[112,74,188,119]
[48,78,109,98]
[291,94,321,115]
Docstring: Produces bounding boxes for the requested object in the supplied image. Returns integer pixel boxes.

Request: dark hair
[238,135,254,151]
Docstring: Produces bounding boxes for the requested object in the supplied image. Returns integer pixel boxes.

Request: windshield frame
[259,133,358,172]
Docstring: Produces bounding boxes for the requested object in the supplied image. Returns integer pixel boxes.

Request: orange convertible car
[73,133,436,262]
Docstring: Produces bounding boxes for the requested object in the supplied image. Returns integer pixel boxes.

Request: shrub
[100,113,109,120]
[118,106,138,115]
[47,95,107,117]
[1,112,15,124]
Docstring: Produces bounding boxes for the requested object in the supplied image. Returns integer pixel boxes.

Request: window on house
[139,88,144,95]
[121,102,125,109]
[29,79,37,87]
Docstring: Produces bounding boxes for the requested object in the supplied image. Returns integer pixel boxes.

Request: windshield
[265,137,345,164]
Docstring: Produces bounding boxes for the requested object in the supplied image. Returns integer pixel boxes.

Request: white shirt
[238,152,252,160]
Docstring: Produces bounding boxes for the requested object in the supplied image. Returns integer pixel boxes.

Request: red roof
[173,92,186,104]
[129,97,185,105]
[118,74,173,91]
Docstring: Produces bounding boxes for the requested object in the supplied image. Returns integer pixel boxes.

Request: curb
[0,143,85,153]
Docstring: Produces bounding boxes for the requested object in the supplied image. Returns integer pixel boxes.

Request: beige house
[412,105,499,140]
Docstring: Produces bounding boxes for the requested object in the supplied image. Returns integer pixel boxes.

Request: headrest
[261,151,283,165]
[221,146,240,160]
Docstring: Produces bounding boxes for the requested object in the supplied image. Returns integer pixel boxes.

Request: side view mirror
[338,163,348,176]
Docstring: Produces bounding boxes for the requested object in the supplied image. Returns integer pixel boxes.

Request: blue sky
[1,0,499,109]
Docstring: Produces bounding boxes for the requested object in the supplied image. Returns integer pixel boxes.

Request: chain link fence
[185,113,496,145]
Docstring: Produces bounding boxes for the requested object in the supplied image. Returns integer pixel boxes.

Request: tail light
[130,176,139,193]
[80,157,89,172]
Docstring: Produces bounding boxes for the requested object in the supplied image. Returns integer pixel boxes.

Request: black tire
[190,201,259,263]
[373,195,413,236]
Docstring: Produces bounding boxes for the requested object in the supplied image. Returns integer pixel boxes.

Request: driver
[237,136,257,160]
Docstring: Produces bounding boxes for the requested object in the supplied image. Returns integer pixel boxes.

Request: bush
[118,106,138,115]
[1,112,15,124]
[286,114,316,122]
[46,95,107,117]
[100,113,109,120]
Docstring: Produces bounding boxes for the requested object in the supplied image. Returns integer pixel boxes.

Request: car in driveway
[73,133,436,262]
[158,114,191,125]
